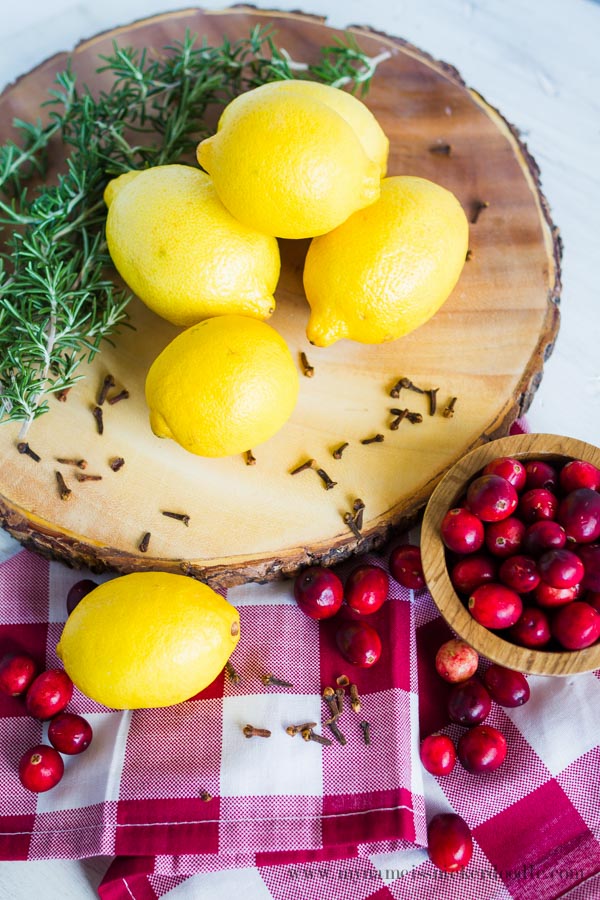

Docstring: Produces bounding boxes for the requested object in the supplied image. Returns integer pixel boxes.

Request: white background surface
[0,0,599,896]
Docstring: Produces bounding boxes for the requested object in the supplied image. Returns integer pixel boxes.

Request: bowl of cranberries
[421,433,600,675]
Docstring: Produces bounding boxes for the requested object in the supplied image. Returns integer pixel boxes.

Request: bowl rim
[421,432,600,676]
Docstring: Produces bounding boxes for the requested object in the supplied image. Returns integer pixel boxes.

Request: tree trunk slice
[0,7,560,588]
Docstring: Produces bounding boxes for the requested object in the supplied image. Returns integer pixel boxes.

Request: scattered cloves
[286,722,318,737]
[332,442,349,460]
[290,458,315,475]
[76,473,102,482]
[301,728,332,746]
[443,396,458,418]
[199,790,213,802]
[300,351,315,377]
[327,721,347,745]
[390,408,408,430]
[343,512,362,539]
[92,406,104,435]
[110,457,125,472]
[244,450,256,466]
[138,531,151,553]
[471,200,489,224]
[162,510,190,526]
[55,471,72,501]
[224,660,241,685]
[350,683,361,713]
[406,411,423,424]
[17,442,41,462]
[390,377,425,399]
[107,389,129,405]
[361,433,384,445]
[335,687,345,715]
[323,686,340,723]
[261,673,294,688]
[243,724,271,739]
[359,721,371,745]
[352,498,365,531]
[97,374,116,406]
[55,387,71,402]
[336,675,350,688]
[427,388,439,417]
[56,457,87,470]
[315,467,337,490]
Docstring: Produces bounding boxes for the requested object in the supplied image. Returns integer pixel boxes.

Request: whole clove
[427,388,439,417]
[138,532,151,553]
[107,389,129,405]
[260,674,294,688]
[290,458,315,475]
[243,724,271,739]
[343,512,362,538]
[301,728,332,747]
[244,450,256,466]
[286,722,318,737]
[406,411,423,424]
[315,467,337,490]
[55,471,72,501]
[359,721,371,745]
[110,457,125,472]
[17,442,41,462]
[162,510,190,526]
[55,387,71,402]
[361,434,384,445]
[390,377,425,399]
[76,473,102,482]
[443,397,458,418]
[224,660,241,685]
[199,790,213,802]
[350,684,361,713]
[332,442,349,460]
[97,374,116,406]
[92,406,104,435]
[352,499,365,531]
[56,457,87,470]
[336,675,350,688]
[300,351,315,377]
[327,721,347,745]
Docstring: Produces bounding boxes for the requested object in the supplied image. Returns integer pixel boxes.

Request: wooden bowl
[421,433,600,675]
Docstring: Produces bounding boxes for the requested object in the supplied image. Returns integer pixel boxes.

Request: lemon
[303,176,469,346]
[196,81,382,239]
[145,315,299,457]
[104,165,280,327]
[56,572,240,709]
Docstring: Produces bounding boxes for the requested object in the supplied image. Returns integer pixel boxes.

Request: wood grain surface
[0,6,560,587]
[421,432,600,675]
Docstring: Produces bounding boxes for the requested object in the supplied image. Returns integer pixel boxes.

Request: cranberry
[294,566,344,620]
[523,520,566,555]
[524,460,558,491]
[389,545,425,590]
[345,565,389,615]
[483,456,526,491]
[458,724,507,773]
[26,669,73,720]
[66,579,97,615]
[420,734,456,776]
[335,620,382,667]
[535,582,580,608]
[435,639,479,683]
[447,678,491,726]
[538,548,584,589]
[578,544,600,591]
[518,488,558,523]
[510,607,551,648]
[559,459,600,494]
[18,744,64,793]
[485,517,526,558]
[48,713,93,754]
[468,583,523,629]
[427,813,473,872]
[482,665,530,707]
[499,555,540,593]
[450,554,496,595]
[0,654,38,697]
[552,601,600,650]
[466,474,518,522]
[440,508,484,554]
[558,489,600,544]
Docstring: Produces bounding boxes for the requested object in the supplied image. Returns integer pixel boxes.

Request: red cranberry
[0,654,38,697]
[435,639,479,683]
[294,566,344,620]
[427,813,473,872]
[485,517,526,558]
[420,734,456,776]
[468,583,523,629]
[510,607,551,648]
[578,544,600,591]
[18,744,64,793]
[519,488,558,523]
[482,665,530,707]
[335,620,382,667]
[345,565,389,615]
[552,601,600,650]
[538,548,584,589]
[447,678,491,726]
[441,508,484,554]
[524,460,558,491]
[466,474,518,522]
[560,459,600,494]
[535,582,580,608]
[25,669,73,720]
[48,713,93,755]
[66,579,97,615]
[558,489,600,544]
[450,554,496,594]
[458,724,507,773]
[483,456,526,491]
[499,555,540,593]
[523,520,566,555]
[389,545,425,590]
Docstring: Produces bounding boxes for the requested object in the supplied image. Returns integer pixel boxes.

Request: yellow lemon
[56,572,240,709]
[145,315,299,457]
[303,176,469,346]
[104,165,280,327]
[196,81,382,239]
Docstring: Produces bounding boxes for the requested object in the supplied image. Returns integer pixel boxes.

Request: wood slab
[0,7,560,588]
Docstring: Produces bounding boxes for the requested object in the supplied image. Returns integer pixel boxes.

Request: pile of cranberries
[440,455,600,651]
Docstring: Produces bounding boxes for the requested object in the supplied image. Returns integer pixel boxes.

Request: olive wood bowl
[421,433,600,676]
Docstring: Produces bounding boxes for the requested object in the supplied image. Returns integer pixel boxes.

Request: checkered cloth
[1,421,599,899]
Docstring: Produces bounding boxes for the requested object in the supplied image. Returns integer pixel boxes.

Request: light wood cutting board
[0,7,560,588]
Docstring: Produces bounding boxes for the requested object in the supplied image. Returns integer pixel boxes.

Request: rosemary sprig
[0,26,387,433]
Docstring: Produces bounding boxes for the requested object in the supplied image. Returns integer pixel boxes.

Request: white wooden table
[1,0,599,896]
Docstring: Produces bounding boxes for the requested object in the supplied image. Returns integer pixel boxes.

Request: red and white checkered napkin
[0,548,425,880]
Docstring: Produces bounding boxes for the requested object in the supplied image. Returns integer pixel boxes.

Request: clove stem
[162,510,190,526]
[300,351,315,377]
[332,442,349,460]
[55,471,72,500]
[17,442,41,462]
[97,374,115,406]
